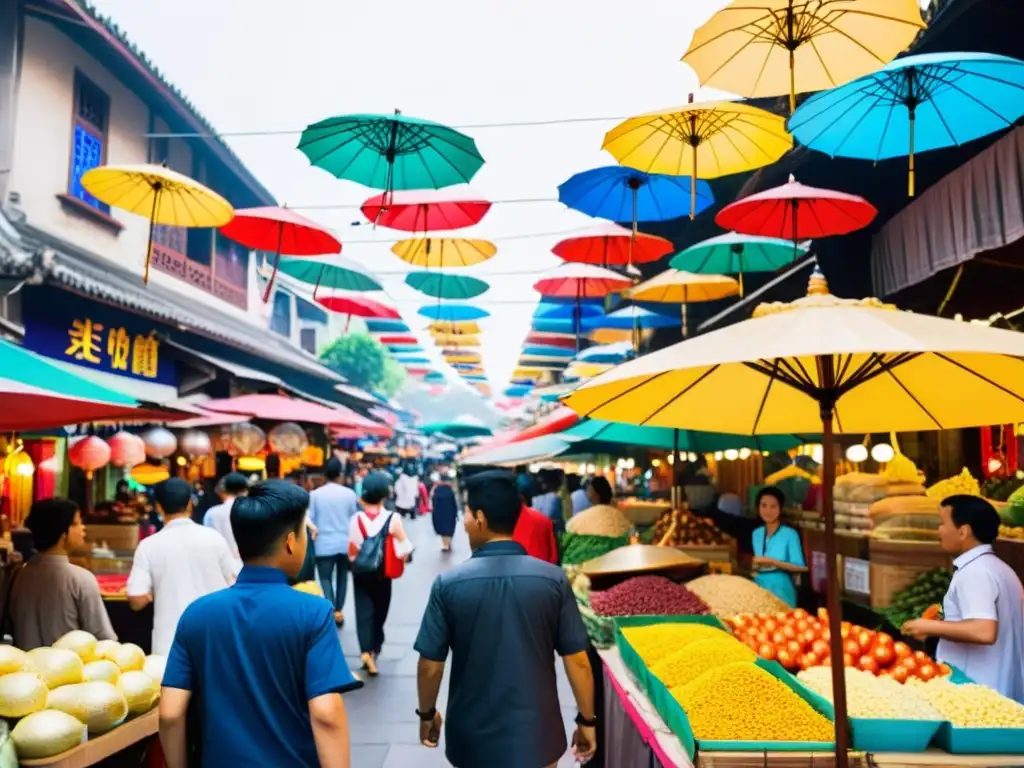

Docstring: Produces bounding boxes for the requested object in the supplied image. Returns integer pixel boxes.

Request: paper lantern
[131,463,170,486]
[237,456,265,473]
[108,432,146,468]
[267,423,309,458]
[68,436,111,478]
[141,428,177,459]
[230,423,266,457]
[179,430,212,458]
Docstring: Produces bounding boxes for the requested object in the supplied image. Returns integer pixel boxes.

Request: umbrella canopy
[511,407,581,443]
[432,334,480,348]
[511,368,546,380]
[534,301,604,320]
[204,394,390,433]
[562,419,807,453]
[365,318,410,333]
[552,223,674,267]
[533,263,633,299]
[788,52,1024,196]
[671,232,810,277]
[682,0,925,113]
[444,352,483,364]
[451,362,483,371]
[626,270,739,304]
[317,295,401,319]
[603,98,792,218]
[419,304,489,322]
[564,361,614,379]
[582,306,681,331]
[577,341,633,365]
[276,254,382,294]
[521,345,576,359]
[424,371,447,383]
[392,238,497,268]
[558,166,714,224]
[361,191,491,231]
[421,421,493,439]
[524,332,577,349]
[429,320,481,335]
[386,344,422,353]
[298,112,484,195]
[460,434,571,466]
[504,385,533,397]
[80,163,234,284]
[377,335,419,345]
[406,272,489,300]
[518,357,569,370]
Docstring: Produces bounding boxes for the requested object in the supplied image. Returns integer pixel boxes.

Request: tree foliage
[319,333,406,397]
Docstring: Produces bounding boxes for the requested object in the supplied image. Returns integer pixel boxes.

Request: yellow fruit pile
[620,623,725,666]
[765,464,818,486]
[797,667,940,721]
[926,468,981,500]
[906,679,1024,728]
[651,636,754,690]
[672,662,834,742]
[883,451,924,484]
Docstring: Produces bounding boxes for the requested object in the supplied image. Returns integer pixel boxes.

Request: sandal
[333,610,344,627]
[360,652,379,677]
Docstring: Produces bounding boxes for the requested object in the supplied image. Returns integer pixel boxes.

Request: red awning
[203,394,391,435]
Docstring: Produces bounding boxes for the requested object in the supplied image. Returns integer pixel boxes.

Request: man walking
[394,465,419,519]
[127,478,239,655]
[203,472,249,563]
[414,470,597,768]
[309,457,359,626]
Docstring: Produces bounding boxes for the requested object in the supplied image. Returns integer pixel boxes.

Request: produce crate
[930,671,1024,755]
[868,539,954,610]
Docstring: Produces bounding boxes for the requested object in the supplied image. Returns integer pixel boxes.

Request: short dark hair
[265,454,282,479]
[566,473,582,494]
[25,498,79,551]
[464,470,521,535]
[756,485,786,509]
[231,480,310,561]
[155,478,193,516]
[324,457,344,481]
[589,476,613,504]
[944,495,1001,544]
[221,472,250,496]
[362,472,392,505]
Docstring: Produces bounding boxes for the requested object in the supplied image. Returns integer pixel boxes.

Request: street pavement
[335,514,583,768]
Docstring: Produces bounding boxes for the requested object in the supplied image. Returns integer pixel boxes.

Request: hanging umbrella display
[366,318,410,333]
[420,420,493,439]
[429,320,481,335]
[582,306,681,332]
[534,263,633,299]
[392,238,497,268]
[552,223,674,268]
[682,0,925,114]
[558,166,714,231]
[298,111,485,203]
[627,270,739,336]
[276,254,382,298]
[80,163,234,284]
[444,352,483,365]
[789,51,1024,197]
[395,355,432,365]
[377,335,420,345]
[505,385,532,398]
[205,394,390,433]
[317,295,402,331]
[671,232,811,295]
[221,207,341,303]
[603,97,792,218]
[432,334,480,348]
[419,304,490,322]
[524,332,577,349]
[576,341,633,365]
[406,272,490,300]
[565,266,1024,766]
[361,190,491,230]
[521,345,576,359]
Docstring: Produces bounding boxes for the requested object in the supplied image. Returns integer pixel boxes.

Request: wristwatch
[575,712,598,727]
[416,707,437,722]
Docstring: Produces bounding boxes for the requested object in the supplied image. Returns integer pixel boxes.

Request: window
[300,327,317,355]
[68,73,110,212]
[270,291,291,338]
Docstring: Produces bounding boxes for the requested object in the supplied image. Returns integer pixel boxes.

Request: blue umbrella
[558,166,714,225]
[424,371,446,383]
[504,385,532,397]
[462,375,488,382]
[418,304,490,322]
[396,356,431,365]
[365,319,410,333]
[386,344,422,352]
[789,51,1024,196]
[534,300,604,319]
[450,362,481,371]
[576,341,633,365]
[582,306,680,331]
[521,345,576,359]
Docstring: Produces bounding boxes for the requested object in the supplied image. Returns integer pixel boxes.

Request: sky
[89,0,741,398]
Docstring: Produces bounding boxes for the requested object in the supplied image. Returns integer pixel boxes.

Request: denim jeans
[316,553,350,612]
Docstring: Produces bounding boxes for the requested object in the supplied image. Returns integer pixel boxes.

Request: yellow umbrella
[565,361,614,379]
[392,238,497,268]
[626,269,739,336]
[603,98,791,218]
[430,320,482,335]
[81,163,234,284]
[444,353,482,365]
[512,367,547,379]
[566,267,1024,766]
[432,334,480,348]
[682,0,925,114]
[590,327,642,345]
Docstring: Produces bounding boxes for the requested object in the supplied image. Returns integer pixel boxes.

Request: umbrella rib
[637,366,720,426]
[783,356,818,390]
[750,359,779,434]
[934,353,1024,405]
[884,368,944,430]
[930,74,1019,131]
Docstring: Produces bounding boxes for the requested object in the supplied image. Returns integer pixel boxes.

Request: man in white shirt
[203,472,249,563]
[394,467,419,520]
[127,478,239,655]
[903,495,1024,703]
[309,458,360,626]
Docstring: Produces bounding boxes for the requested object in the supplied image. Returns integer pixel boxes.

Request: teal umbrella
[298,111,485,200]
[561,419,811,453]
[406,272,489,300]
[421,421,493,439]
[277,254,382,295]
[670,232,810,294]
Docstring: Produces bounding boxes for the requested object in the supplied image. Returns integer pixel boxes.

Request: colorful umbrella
[317,295,401,321]
[424,372,447,383]
[582,306,681,331]
[450,362,483,371]
[670,232,811,295]
[361,190,491,230]
[558,166,714,229]
[682,0,925,114]
[517,357,569,369]
[276,254,381,296]
[789,52,1024,196]
[577,341,633,365]
[524,332,577,349]
[505,385,532,397]
[444,352,482,365]
[392,238,497,268]
[521,346,576,359]
[221,207,341,303]
[406,272,489,300]
[562,419,807,453]
[510,407,580,443]
[589,328,636,345]
[432,334,480,348]
[80,163,234,284]
[461,434,572,466]
[603,97,792,218]
[533,263,633,299]
[298,111,485,201]
[365,318,410,333]
[395,356,431,365]
[386,344,422,354]
[564,361,615,379]
[512,368,546,380]
[626,270,740,337]
[535,302,604,320]
[420,421,493,439]
[552,223,674,267]
[419,304,490,322]
[429,320,481,335]
[377,335,419,345]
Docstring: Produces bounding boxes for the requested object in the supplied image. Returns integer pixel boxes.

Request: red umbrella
[317,295,402,328]
[203,394,391,435]
[377,335,420,345]
[553,223,673,267]
[510,406,580,443]
[361,191,492,231]
[220,207,341,304]
[525,332,577,349]
[534,263,632,299]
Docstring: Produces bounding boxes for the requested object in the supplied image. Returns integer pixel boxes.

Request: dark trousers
[316,554,349,612]
[353,572,392,654]
[396,506,414,519]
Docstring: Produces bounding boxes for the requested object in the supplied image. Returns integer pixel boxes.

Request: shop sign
[811,551,828,593]
[844,557,871,596]
[22,289,177,386]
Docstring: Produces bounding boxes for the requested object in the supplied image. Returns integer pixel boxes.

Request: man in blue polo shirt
[414,469,597,768]
[159,480,361,768]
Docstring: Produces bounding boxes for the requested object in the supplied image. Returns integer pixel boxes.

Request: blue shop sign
[23,289,178,387]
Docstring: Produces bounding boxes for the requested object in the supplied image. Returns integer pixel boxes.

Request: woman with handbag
[348,471,411,676]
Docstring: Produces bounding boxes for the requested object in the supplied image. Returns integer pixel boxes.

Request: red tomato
[891,666,910,684]
[775,612,790,622]
[913,650,931,663]
[857,629,875,650]
[758,643,777,661]
[811,639,830,658]
[802,629,818,647]
[817,608,829,622]
[776,649,795,669]
[782,625,798,641]
[874,633,894,648]
[840,622,852,640]
[822,628,831,643]
[843,653,855,667]
[763,618,779,633]
[937,663,952,677]
[792,608,809,621]
[857,655,879,675]
[873,644,896,667]
[843,638,862,658]
[745,638,760,651]
[755,630,770,644]
[772,630,787,645]
[795,619,810,633]
[900,656,919,673]
[786,640,803,657]
[917,663,937,682]
[893,641,912,660]
[800,651,820,670]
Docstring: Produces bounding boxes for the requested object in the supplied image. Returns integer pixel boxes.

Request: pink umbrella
[203,394,391,435]
[317,295,402,331]
[553,223,673,267]
[361,190,491,231]
[533,263,633,299]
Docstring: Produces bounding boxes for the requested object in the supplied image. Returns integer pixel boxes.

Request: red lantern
[68,436,111,479]
[108,432,146,468]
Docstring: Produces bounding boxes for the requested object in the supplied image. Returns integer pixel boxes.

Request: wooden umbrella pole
[262,223,286,304]
[672,427,681,509]
[143,186,161,285]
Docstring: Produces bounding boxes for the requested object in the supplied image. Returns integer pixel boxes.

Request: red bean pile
[590,575,709,617]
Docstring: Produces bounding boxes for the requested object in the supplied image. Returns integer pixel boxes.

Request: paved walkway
[335,514,582,768]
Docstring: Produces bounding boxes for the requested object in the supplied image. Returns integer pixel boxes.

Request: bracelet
[575,712,597,727]
[416,707,437,722]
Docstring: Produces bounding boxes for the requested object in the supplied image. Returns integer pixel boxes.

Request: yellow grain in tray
[906,679,1024,728]
[651,637,754,690]
[621,623,728,666]
[672,661,834,742]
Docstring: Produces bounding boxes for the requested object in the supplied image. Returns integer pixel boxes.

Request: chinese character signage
[23,289,177,387]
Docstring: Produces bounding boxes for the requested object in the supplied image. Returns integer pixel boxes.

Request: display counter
[19,710,158,768]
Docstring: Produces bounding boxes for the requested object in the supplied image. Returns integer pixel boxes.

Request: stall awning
[871,125,1024,297]
[47,359,179,405]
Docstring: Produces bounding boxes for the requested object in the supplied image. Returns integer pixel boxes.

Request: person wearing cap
[127,478,239,655]
[203,472,250,563]
[309,457,360,626]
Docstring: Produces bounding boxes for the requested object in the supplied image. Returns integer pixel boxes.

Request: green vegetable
[559,532,628,565]
[882,567,952,628]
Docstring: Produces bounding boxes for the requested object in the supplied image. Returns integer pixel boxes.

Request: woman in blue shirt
[751,486,807,608]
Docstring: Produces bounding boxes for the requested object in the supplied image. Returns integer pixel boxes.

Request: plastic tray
[931,668,1024,754]
[849,718,942,753]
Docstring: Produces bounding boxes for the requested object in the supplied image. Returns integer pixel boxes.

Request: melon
[53,630,98,662]
[142,655,166,685]
[0,672,48,718]
[117,671,159,716]
[0,646,27,677]
[25,648,84,689]
[46,682,128,734]
[11,710,86,759]
[94,640,121,661]
[111,643,145,673]
[82,660,120,684]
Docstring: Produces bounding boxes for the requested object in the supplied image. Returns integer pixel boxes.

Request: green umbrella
[561,418,812,453]
[297,111,485,199]
[420,421,493,439]
[276,254,382,294]
[406,271,489,300]
[669,232,810,295]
